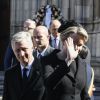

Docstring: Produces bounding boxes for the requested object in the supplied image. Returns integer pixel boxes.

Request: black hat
[58,20,82,33]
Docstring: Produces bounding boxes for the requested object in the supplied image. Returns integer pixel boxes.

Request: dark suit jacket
[49,36,63,50]
[41,49,90,100]
[2,57,45,100]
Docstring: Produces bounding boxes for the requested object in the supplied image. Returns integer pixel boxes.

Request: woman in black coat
[41,26,90,100]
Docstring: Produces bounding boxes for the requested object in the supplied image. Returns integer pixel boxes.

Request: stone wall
[10,0,100,78]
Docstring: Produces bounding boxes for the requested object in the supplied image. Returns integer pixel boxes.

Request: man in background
[33,25,54,59]
[49,19,62,49]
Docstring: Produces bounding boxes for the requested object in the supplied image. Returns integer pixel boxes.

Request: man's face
[13,41,33,66]
[51,25,59,36]
[33,29,49,50]
[23,22,35,35]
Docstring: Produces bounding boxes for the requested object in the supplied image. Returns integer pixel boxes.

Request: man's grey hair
[11,31,33,49]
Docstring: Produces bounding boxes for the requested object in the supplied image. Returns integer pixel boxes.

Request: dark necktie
[38,53,42,59]
[22,68,28,88]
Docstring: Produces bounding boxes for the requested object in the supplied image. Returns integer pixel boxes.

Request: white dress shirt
[21,59,34,77]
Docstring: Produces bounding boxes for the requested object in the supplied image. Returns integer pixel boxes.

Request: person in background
[2,31,44,100]
[33,25,54,59]
[4,19,36,70]
[23,19,36,37]
[79,45,95,100]
[49,19,62,49]
[41,26,90,100]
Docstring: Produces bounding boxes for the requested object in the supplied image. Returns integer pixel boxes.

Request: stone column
[61,0,69,19]
[10,0,38,35]
[51,0,58,7]
[70,0,75,19]
[37,0,46,7]
[31,0,37,19]
[10,0,16,35]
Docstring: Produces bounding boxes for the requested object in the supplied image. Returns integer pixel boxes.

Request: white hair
[11,31,33,49]
[24,19,36,29]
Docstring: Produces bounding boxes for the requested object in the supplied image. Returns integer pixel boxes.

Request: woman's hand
[64,37,78,61]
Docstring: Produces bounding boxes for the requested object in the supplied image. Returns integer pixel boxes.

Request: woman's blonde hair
[60,26,88,43]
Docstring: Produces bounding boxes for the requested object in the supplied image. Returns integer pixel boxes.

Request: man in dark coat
[33,25,54,58]
[2,31,44,100]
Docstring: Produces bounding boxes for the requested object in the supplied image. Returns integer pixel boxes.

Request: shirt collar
[37,46,48,57]
[21,59,34,71]
[51,34,60,40]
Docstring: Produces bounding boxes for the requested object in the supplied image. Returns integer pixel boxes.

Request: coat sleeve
[41,51,70,90]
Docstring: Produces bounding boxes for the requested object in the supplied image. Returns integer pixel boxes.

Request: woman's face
[73,34,84,53]
[62,33,85,54]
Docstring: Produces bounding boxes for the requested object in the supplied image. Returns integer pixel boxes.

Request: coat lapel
[75,56,86,84]
[58,40,63,50]
[44,46,54,56]
[13,63,23,99]
[66,56,82,82]
[67,60,77,79]
[28,57,41,83]
[33,51,37,58]
[49,36,52,47]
